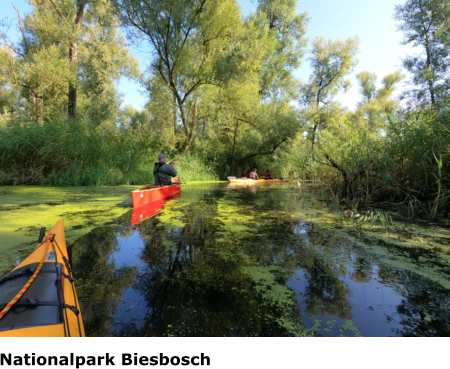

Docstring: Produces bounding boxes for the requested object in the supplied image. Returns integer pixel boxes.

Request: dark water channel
[70,183,450,337]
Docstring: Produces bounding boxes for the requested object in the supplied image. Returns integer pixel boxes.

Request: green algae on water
[2,182,450,337]
[0,185,138,275]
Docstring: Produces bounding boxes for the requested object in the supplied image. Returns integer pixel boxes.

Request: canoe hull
[131,184,182,208]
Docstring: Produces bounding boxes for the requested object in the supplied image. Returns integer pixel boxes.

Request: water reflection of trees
[251,214,353,321]
[130,190,360,334]
[130,200,304,336]
[300,258,352,320]
[381,270,450,337]
[71,213,135,336]
[69,185,450,337]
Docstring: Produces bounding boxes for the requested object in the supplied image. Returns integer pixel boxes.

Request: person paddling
[154,153,177,186]
[264,169,273,179]
[249,168,259,180]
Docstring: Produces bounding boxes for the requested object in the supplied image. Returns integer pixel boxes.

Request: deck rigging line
[0,234,52,320]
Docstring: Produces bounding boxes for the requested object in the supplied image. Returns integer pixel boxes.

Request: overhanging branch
[238,136,290,163]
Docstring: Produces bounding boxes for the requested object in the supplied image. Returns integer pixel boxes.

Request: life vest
[249,172,256,179]
[154,162,163,175]
[265,172,273,179]
[154,162,169,185]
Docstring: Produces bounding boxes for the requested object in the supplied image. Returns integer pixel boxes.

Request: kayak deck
[0,220,85,337]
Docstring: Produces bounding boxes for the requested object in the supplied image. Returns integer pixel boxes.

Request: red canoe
[131,199,166,226]
[131,178,182,208]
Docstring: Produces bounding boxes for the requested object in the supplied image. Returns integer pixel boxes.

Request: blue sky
[1,0,416,111]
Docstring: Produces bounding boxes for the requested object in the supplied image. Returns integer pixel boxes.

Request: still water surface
[70,183,450,336]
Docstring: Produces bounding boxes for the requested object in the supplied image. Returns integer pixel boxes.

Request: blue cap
[158,153,166,160]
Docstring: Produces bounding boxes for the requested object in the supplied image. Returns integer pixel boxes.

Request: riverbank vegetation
[1,0,449,218]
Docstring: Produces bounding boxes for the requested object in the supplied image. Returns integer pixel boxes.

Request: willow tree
[19,0,89,119]
[353,71,404,132]
[0,0,138,122]
[356,71,378,103]
[395,0,450,106]
[115,0,244,153]
[300,36,359,154]
[256,0,309,98]
[208,0,309,170]
[0,5,68,122]
[62,0,86,118]
[0,80,22,125]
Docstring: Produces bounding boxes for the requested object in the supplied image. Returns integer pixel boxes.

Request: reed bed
[0,119,218,186]
[310,109,450,219]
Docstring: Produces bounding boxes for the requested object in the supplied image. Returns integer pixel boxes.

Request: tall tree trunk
[68,43,78,118]
[311,123,317,150]
[424,32,436,106]
[312,98,320,159]
[311,122,318,160]
[232,119,239,161]
[36,94,43,123]
[68,0,87,119]
[166,72,199,154]
[182,98,198,153]
[173,93,177,135]
[31,91,44,123]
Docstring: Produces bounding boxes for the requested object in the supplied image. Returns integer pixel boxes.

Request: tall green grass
[308,108,450,218]
[174,154,220,182]
[0,119,219,186]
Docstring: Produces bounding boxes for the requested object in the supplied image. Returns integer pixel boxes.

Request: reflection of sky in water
[288,266,406,337]
[72,183,450,337]
[108,232,148,335]
[294,223,308,234]
[110,287,148,335]
[109,232,146,267]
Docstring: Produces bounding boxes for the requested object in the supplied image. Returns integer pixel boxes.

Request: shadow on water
[70,183,450,337]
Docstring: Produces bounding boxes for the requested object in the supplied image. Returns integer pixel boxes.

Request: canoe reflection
[227,183,259,194]
[131,198,167,226]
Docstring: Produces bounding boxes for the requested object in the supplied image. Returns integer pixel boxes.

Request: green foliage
[0,118,147,185]
[351,209,394,233]
[293,106,450,218]
[255,0,310,97]
[0,118,222,185]
[0,0,449,224]
[0,81,22,125]
[115,0,246,152]
[395,0,450,105]
[356,71,377,102]
[300,36,359,152]
[352,71,404,132]
[0,0,139,123]
[174,154,220,182]
[301,36,359,106]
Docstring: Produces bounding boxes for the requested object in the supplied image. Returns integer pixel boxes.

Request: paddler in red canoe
[154,153,178,186]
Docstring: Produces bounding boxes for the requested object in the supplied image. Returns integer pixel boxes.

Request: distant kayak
[227,177,289,184]
[131,177,182,208]
[0,220,85,337]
